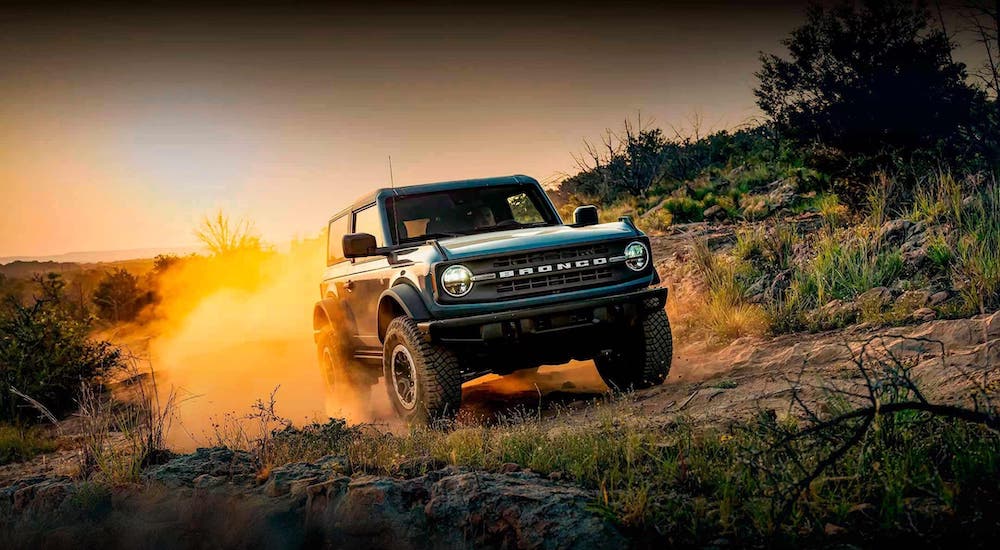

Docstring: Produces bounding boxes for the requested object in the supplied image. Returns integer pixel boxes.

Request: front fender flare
[377,284,432,342]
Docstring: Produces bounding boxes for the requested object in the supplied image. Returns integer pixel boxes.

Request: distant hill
[0,258,164,279]
[0,246,203,266]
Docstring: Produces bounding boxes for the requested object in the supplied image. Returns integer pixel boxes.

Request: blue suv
[313,175,672,423]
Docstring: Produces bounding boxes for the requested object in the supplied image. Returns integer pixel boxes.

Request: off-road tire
[317,325,372,415]
[594,308,673,391]
[383,316,463,424]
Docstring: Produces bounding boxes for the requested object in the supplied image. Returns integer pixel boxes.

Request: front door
[344,204,391,348]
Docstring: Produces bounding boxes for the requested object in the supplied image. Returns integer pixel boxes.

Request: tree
[195,211,262,256]
[755,0,985,180]
[954,0,1000,98]
[92,268,149,323]
[570,117,669,199]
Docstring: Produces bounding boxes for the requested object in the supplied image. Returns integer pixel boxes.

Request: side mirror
[342,233,378,258]
[573,205,599,226]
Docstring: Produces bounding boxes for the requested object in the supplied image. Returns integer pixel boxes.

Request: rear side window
[353,204,384,246]
[327,214,350,265]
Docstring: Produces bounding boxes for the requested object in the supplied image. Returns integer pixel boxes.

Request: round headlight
[624,241,649,271]
[441,265,474,297]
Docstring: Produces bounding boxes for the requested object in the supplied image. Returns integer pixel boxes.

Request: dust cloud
[134,236,370,450]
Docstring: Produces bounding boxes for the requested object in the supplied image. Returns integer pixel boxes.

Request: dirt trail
[465,311,999,429]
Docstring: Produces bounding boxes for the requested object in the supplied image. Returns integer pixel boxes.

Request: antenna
[388,155,395,188]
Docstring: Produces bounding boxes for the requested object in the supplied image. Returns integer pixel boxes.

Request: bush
[0,274,121,424]
[664,196,704,223]
[0,425,58,464]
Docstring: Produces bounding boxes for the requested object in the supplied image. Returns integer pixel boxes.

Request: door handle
[344,280,354,292]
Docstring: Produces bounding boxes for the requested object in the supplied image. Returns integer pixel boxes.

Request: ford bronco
[313,175,672,423]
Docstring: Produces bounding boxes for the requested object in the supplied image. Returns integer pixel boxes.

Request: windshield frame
[385,183,561,245]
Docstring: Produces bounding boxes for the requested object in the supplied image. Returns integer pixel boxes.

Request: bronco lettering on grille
[495,256,615,279]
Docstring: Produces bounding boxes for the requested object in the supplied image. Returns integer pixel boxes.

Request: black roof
[329,174,540,222]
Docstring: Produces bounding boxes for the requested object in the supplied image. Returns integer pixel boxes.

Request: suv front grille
[496,267,614,294]
[435,238,651,303]
[492,245,611,269]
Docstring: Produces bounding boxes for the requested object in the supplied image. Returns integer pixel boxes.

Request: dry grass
[76,352,176,483]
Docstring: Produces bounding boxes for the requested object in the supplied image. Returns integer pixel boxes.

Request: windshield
[386,184,558,244]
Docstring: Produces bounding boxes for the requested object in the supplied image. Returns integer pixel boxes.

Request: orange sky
[2,2,809,257]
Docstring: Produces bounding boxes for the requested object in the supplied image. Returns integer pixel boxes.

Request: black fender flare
[312,297,351,344]
[377,283,431,343]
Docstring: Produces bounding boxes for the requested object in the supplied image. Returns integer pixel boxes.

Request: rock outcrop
[3,452,625,550]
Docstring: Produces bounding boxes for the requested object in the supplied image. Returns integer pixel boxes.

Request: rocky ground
[1,227,998,549]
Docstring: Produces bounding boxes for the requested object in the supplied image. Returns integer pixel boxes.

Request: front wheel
[382,316,463,424]
[594,308,673,391]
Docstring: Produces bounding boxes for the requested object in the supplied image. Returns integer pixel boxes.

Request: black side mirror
[573,205,600,226]
[342,233,378,258]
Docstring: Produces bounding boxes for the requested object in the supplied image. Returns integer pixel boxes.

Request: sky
[2,1,813,257]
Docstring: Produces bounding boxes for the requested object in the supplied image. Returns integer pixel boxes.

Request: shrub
[664,196,703,223]
[0,425,58,464]
[0,274,122,424]
[638,208,673,233]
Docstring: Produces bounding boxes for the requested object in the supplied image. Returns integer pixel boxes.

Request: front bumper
[417,286,667,344]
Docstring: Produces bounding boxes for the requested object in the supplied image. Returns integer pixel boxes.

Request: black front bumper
[417,287,667,344]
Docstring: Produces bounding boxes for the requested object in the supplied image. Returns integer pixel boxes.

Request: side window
[327,214,350,265]
[353,204,384,246]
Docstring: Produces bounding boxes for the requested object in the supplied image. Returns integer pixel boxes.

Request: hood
[435,222,640,260]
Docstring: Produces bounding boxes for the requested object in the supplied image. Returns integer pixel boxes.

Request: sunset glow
[0,2,808,258]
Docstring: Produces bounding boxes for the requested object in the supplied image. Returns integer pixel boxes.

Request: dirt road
[464,311,999,428]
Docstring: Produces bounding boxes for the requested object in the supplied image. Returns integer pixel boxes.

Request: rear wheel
[383,316,462,424]
[317,325,372,417]
[594,308,673,391]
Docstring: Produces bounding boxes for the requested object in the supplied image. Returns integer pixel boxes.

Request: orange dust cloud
[137,234,390,450]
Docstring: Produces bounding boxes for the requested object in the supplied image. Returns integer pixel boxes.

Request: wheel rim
[390,344,417,410]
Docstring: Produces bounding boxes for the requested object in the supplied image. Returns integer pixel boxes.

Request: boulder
[425,472,626,549]
[857,286,892,306]
[703,205,725,221]
[765,178,797,209]
[143,447,258,488]
[929,290,951,306]
[896,290,931,309]
[912,308,937,322]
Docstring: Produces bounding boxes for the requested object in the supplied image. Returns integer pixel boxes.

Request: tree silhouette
[194,211,262,256]
[755,0,984,178]
[92,268,149,323]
